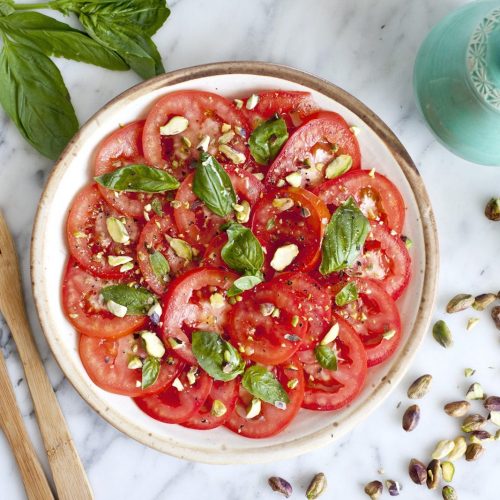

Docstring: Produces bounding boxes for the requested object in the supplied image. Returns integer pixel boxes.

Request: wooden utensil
[0,211,93,500]
[0,349,54,499]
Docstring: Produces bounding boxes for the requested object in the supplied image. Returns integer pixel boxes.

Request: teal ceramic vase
[414,1,500,165]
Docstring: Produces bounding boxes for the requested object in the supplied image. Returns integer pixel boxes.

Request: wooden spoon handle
[0,351,54,500]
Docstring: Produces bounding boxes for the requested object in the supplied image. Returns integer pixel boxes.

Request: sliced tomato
[67,184,141,279]
[251,187,329,277]
[227,281,308,365]
[137,211,195,295]
[225,358,304,439]
[62,259,147,338]
[142,90,251,179]
[299,315,367,410]
[134,365,213,424]
[201,233,229,270]
[243,90,318,130]
[348,222,411,299]
[264,112,361,188]
[174,167,263,247]
[181,379,239,430]
[160,267,238,364]
[79,333,182,397]
[274,272,332,350]
[331,278,401,367]
[314,169,406,233]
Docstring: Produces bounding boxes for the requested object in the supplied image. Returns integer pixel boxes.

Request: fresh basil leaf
[0,40,78,160]
[242,365,290,405]
[221,222,264,276]
[0,12,128,70]
[314,344,338,371]
[141,355,160,389]
[335,282,358,306]
[95,164,179,192]
[100,284,155,315]
[191,331,245,382]
[320,197,370,275]
[0,0,14,16]
[149,251,170,283]
[227,275,262,297]
[192,152,237,217]
[248,114,289,165]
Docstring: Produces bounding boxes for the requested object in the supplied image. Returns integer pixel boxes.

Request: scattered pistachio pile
[268,472,327,498]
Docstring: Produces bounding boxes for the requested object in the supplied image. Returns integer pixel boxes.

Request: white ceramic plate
[32,62,438,464]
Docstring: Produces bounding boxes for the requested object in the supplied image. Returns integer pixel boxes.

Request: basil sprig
[320,197,370,275]
[242,365,289,405]
[101,284,155,315]
[314,345,338,371]
[335,282,358,306]
[193,152,237,217]
[227,275,262,297]
[248,114,289,165]
[95,164,179,193]
[149,251,170,283]
[141,356,160,389]
[191,331,245,382]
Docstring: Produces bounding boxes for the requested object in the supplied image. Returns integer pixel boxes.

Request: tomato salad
[63,89,411,439]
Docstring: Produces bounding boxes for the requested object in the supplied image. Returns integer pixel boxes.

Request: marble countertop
[1,0,499,498]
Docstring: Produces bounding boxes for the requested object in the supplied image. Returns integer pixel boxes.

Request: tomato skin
[264,112,361,188]
[181,378,239,430]
[251,187,329,277]
[67,184,141,279]
[62,259,146,338]
[201,233,229,270]
[225,358,305,439]
[314,169,406,233]
[332,278,401,367]
[79,334,183,397]
[227,281,308,365]
[134,366,213,424]
[299,315,367,411]
[142,90,250,179]
[160,267,238,364]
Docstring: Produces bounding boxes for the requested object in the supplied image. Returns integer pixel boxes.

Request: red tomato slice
[331,278,401,367]
[264,111,361,188]
[142,90,251,179]
[181,379,239,430]
[348,222,411,299]
[201,233,229,270]
[174,167,263,248]
[227,281,308,365]
[137,211,195,295]
[225,359,305,439]
[314,169,406,233]
[67,184,141,279]
[94,121,170,219]
[274,272,332,350]
[79,333,183,397]
[160,267,238,364]
[299,315,367,410]
[134,365,213,424]
[62,259,147,338]
[244,90,318,130]
[251,187,329,277]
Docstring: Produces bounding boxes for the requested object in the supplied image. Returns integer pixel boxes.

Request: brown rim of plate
[31,61,439,464]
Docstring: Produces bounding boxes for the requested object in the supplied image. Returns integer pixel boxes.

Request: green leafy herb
[191,331,245,382]
[149,251,170,283]
[227,275,262,297]
[95,164,179,192]
[0,0,14,16]
[320,197,370,275]
[242,365,289,405]
[248,114,288,165]
[335,282,358,306]
[314,344,338,371]
[100,284,155,315]
[141,355,160,389]
[192,152,236,217]
[221,222,264,276]
[151,197,163,216]
[0,39,78,159]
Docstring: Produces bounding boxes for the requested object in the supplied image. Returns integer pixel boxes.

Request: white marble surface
[1,0,499,498]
